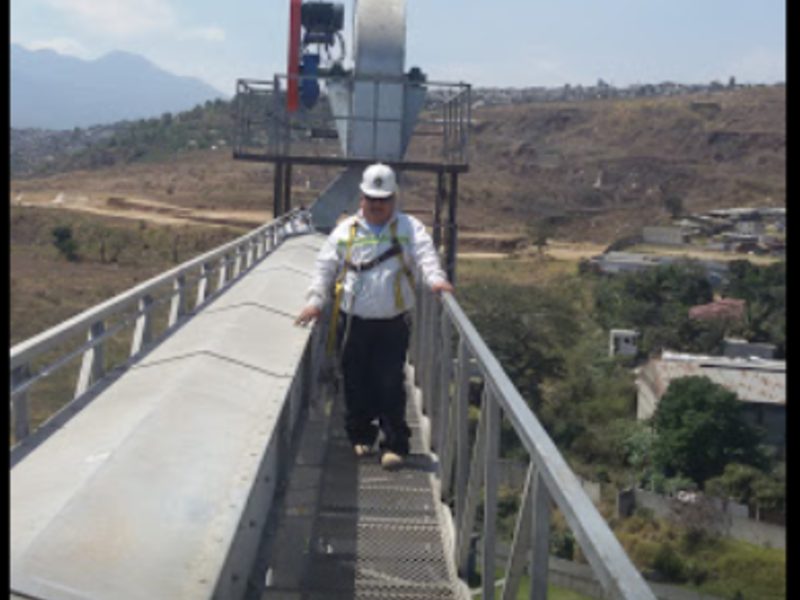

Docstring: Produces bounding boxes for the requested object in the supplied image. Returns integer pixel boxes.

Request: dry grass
[10,205,243,345]
[458,253,579,288]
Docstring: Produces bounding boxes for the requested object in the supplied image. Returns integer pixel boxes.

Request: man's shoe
[381,451,404,470]
[354,444,372,457]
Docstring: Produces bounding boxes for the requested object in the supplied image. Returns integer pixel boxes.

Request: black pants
[339,312,411,455]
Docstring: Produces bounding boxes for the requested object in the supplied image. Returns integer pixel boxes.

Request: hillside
[404,84,785,242]
[10,84,785,245]
[10,45,227,130]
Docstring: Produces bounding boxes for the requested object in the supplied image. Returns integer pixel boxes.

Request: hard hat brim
[360,184,395,198]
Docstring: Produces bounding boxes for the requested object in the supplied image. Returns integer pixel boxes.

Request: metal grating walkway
[253,370,466,600]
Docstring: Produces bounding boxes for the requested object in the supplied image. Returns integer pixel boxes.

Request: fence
[622,489,785,550]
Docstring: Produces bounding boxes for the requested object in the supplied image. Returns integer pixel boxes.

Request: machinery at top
[286,0,426,161]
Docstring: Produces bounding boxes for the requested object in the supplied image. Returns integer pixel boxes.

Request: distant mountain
[10,44,228,130]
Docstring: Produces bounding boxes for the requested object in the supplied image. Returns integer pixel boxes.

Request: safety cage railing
[409,287,658,600]
[233,74,471,167]
[9,210,313,460]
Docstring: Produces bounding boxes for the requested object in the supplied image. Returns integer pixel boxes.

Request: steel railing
[409,286,657,600]
[234,74,471,166]
[9,209,313,452]
[10,208,656,599]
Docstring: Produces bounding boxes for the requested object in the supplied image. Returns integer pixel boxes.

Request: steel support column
[433,170,445,251]
[446,171,459,285]
[273,161,284,218]
[283,163,293,215]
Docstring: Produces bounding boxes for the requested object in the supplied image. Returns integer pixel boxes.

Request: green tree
[651,376,767,486]
[459,282,581,416]
[52,225,79,261]
[541,325,637,465]
[663,196,684,219]
[705,462,785,514]
[593,259,714,355]
[526,218,556,254]
[723,260,785,357]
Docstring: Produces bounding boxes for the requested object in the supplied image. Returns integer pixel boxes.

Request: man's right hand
[295,306,322,326]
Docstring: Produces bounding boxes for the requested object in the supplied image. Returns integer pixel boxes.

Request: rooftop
[647,351,785,406]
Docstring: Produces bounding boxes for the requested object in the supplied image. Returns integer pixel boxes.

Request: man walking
[296,163,453,469]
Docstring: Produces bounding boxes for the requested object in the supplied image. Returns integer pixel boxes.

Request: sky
[10,0,786,96]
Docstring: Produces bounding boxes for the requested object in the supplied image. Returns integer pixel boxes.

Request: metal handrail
[9,209,313,445]
[234,75,471,166]
[410,288,657,600]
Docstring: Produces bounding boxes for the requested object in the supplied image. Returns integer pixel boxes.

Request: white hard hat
[360,163,397,198]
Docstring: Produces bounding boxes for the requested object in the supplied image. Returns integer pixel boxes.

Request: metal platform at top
[232,74,471,174]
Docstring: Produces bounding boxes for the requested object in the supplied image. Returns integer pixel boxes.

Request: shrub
[52,225,79,261]
[652,542,687,582]
[551,529,575,560]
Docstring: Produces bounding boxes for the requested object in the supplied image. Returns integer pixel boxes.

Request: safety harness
[326,219,416,356]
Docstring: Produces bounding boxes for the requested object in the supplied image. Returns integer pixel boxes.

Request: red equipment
[287,0,302,112]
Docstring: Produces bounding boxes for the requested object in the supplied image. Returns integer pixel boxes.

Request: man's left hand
[431,281,454,296]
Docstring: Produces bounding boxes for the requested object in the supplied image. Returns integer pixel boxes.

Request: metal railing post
[257,232,267,260]
[245,238,255,269]
[420,291,433,417]
[454,337,471,523]
[411,287,422,382]
[233,246,243,279]
[75,321,106,398]
[500,462,535,600]
[169,276,187,327]
[11,364,31,443]
[529,466,552,600]
[427,296,442,448]
[196,263,212,308]
[407,292,416,366]
[217,254,229,291]
[436,313,453,459]
[254,232,263,259]
[482,387,500,600]
[457,387,486,574]
[131,295,154,356]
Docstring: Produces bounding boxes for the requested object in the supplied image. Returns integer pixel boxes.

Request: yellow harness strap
[326,222,357,356]
[392,220,416,311]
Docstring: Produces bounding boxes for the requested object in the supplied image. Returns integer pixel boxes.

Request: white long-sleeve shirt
[306,210,447,319]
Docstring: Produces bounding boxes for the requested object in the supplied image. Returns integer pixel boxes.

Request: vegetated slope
[9,206,244,345]
[11,84,785,245]
[10,99,235,177]
[403,84,785,243]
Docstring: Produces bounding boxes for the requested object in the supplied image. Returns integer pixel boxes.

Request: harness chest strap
[326,222,357,355]
[391,220,416,311]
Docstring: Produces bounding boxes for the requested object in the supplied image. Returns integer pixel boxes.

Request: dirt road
[11,191,272,229]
